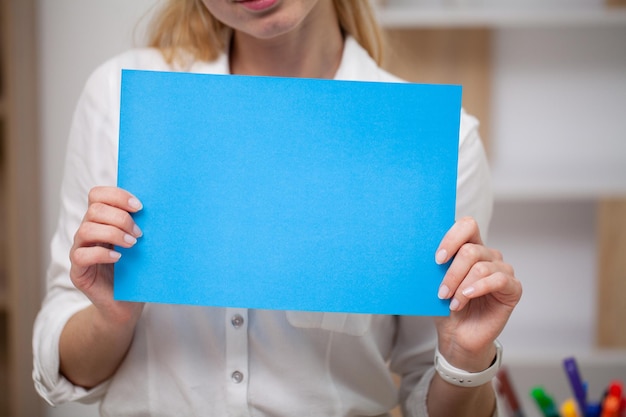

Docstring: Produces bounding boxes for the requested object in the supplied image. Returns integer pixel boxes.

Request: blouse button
[231,314,244,329]
[231,371,244,384]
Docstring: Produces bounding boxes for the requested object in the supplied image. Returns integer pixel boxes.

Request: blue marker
[563,357,587,416]
[585,403,602,417]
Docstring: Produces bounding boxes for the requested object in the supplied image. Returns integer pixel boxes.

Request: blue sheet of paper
[115,69,460,316]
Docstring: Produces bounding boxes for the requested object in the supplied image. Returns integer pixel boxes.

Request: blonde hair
[147,0,384,66]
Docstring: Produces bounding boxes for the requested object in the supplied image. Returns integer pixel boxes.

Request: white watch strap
[434,339,503,388]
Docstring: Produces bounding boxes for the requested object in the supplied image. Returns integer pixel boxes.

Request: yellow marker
[560,398,581,417]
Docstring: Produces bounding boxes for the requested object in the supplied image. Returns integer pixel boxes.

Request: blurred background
[1,0,625,415]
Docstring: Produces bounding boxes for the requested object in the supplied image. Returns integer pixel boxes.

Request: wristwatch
[434,339,503,388]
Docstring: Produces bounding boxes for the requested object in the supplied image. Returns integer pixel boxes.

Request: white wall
[490,26,626,199]
[38,2,626,416]
[38,0,162,254]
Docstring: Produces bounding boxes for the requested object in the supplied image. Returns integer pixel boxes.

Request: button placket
[225,308,250,415]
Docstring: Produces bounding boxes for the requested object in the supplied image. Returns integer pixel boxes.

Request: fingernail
[109,250,122,259]
[124,234,137,245]
[438,284,450,299]
[435,249,448,264]
[462,286,475,297]
[449,298,460,311]
[128,197,143,210]
[133,224,143,237]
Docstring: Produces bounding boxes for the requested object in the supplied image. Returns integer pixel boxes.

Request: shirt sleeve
[391,110,498,417]
[455,110,493,239]
[32,59,121,406]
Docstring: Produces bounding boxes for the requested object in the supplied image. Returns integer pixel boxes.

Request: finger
[447,261,502,310]
[74,221,139,250]
[83,202,143,239]
[88,186,143,213]
[70,245,122,276]
[437,243,498,300]
[435,216,483,265]
[462,265,520,302]
[450,269,520,312]
[70,246,120,293]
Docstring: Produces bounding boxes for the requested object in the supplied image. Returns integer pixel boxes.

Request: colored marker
[601,395,620,417]
[581,382,602,417]
[606,380,622,400]
[600,381,623,417]
[564,357,587,415]
[497,367,526,417]
[531,386,560,417]
[585,402,602,417]
[561,398,581,417]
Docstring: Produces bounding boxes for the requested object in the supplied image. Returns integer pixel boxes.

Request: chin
[231,1,317,40]
[249,18,302,39]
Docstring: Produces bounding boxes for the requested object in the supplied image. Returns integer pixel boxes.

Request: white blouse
[33,36,494,417]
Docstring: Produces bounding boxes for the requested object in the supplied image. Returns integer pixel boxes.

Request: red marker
[497,367,525,417]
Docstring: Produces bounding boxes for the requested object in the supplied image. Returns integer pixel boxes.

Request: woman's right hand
[69,186,145,327]
[60,187,145,388]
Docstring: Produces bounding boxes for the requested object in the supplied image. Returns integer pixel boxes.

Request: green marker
[531,386,560,417]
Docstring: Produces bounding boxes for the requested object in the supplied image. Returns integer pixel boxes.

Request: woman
[33,0,522,416]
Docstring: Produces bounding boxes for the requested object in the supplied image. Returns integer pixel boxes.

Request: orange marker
[601,395,620,417]
[601,381,623,417]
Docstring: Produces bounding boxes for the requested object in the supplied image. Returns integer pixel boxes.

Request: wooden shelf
[492,174,626,201]
[0,312,9,416]
[0,136,6,313]
[0,0,44,414]
[0,280,7,312]
[374,5,626,28]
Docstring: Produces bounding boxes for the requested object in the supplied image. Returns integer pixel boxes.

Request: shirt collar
[189,35,379,82]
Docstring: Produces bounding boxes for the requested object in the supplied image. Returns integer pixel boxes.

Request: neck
[229,2,343,79]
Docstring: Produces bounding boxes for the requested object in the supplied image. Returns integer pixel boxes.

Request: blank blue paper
[115,69,461,316]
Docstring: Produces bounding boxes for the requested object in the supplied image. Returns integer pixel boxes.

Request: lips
[234,0,279,12]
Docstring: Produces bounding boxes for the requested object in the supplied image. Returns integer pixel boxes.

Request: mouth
[233,0,279,12]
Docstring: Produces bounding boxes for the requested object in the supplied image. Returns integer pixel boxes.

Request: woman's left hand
[433,216,522,371]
